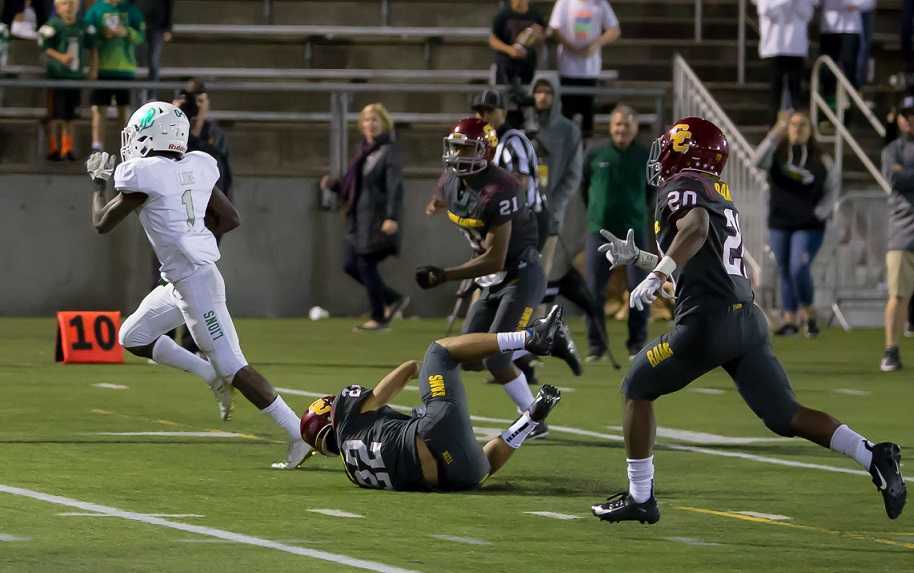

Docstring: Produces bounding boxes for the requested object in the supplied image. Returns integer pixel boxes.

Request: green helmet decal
[137,107,157,131]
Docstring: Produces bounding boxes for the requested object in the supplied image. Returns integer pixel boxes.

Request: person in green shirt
[583,104,652,360]
[37,0,94,160]
[83,0,144,151]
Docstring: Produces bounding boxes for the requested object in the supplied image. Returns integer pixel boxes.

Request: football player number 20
[343,439,394,489]
[723,208,747,278]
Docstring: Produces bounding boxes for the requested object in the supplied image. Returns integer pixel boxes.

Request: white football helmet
[121,102,190,162]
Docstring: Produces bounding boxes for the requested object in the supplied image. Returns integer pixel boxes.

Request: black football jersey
[331,385,425,491]
[437,165,539,272]
[655,171,754,320]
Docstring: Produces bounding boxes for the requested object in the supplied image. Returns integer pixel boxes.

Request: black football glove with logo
[415,265,446,289]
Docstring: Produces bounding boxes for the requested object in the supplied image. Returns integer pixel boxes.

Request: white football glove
[86,151,116,183]
[597,228,639,270]
[630,271,674,312]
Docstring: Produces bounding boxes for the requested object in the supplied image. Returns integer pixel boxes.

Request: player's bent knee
[761,410,796,437]
[118,319,155,349]
[621,375,657,402]
[424,342,458,370]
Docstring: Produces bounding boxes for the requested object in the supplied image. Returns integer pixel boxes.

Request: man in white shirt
[86,101,311,469]
[818,0,874,114]
[753,0,816,125]
[547,0,620,138]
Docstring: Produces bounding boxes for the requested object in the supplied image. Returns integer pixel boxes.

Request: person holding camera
[489,0,545,87]
[321,103,407,332]
[174,79,232,200]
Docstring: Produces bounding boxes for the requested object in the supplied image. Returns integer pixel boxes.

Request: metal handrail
[810,55,890,196]
[672,54,772,306]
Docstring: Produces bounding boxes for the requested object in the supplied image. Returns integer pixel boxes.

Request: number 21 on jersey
[722,208,747,278]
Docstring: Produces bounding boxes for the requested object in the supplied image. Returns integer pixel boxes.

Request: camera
[178,89,200,119]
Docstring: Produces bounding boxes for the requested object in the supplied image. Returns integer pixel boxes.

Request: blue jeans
[586,231,648,353]
[768,228,825,313]
[857,10,873,85]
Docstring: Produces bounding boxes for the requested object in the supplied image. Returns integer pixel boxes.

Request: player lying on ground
[419,117,581,440]
[591,116,906,524]
[299,306,570,491]
[86,102,311,469]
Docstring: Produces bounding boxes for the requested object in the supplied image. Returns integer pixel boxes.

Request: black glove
[415,265,446,289]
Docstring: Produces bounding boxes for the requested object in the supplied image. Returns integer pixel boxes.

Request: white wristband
[654,255,677,277]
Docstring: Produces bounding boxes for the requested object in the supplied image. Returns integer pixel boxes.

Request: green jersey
[38,17,95,80]
[83,0,145,78]
[583,141,650,236]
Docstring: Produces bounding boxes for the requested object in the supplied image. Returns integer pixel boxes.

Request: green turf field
[0,317,911,573]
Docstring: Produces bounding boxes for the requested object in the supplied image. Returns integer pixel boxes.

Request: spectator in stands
[2,0,51,34]
[818,0,872,121]
[547,0,619,139]
[755,110,836,338]
[883,96,914,339]
[133,0,173,101]
[489,0,544,87]
[857,1,875,86]
[879,100,914,371]
[84,0,144,151]
[753,0,816,126]
[582,104,650,359]
[38,0,94,161]
[320,103,407,332]
[175,79,232,199]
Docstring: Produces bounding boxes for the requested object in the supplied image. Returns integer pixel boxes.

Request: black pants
[819,33,860,103]
[542,266,607,350]
[767,56,805,126]
[1,0,50,27]
[903,0,914,72]
[343,242,400,323]
[559,76,597,138]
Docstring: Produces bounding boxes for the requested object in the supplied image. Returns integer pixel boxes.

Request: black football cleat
[551,321,583,376]
[592,489,660,524]
[525,305,564,356]
[529,384,561,423]
[867,442,907,519]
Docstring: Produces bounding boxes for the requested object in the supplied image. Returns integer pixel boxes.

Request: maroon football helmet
[300,395,339,456]
[647,116,729,186]
[442,116,499,176]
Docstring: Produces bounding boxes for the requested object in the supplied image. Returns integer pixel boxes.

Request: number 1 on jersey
[181,189,195,226]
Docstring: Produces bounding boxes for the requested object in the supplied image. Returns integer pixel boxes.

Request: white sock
[497,331,527,352]
[627,456,655,503]
[503,372,535,411]
[500,412,538,449]
[152,335,216,383]
[829,424,873,469]
[261,395,303,442]
[511,349,530,361]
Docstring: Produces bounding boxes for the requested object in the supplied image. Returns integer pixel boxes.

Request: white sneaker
[271,439,313,470]
[207,377,233,421]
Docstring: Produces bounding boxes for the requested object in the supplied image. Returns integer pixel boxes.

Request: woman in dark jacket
[754,110,836,337]
[321,103,408,331]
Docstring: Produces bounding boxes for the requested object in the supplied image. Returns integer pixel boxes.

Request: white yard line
[0,534,30,542]
[277,386,914,484]
[664,536,721,547]
[59,512,205,518]
[689,388,726,395]
[92,383,128,390]
[608,426,792,445]
[91,432,248,438]
[832,388,870,396]
[733,511,791,521]
[0,484,419,573]
[306,509,364,519]
[523,511,583,521]
[429,534,491,546]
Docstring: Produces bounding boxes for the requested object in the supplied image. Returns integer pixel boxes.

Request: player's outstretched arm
[359,360,419,413]
[205,186,240,235]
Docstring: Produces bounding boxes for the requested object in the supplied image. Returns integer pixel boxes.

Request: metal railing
[0,77,665,178]
[672,54,774,307]
[810,55,890,197]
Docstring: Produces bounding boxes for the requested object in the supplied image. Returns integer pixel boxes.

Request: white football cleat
[207,377,233,421]
[271,439,313,470]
